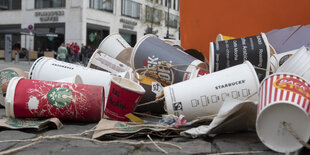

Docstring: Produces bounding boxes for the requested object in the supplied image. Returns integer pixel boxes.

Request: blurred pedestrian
[82,45,92,66]
[66,43,72,63]
[57,43,68,62]
[72,42,80,63]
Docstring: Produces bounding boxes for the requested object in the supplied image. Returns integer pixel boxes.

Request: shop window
[121,0,140,19]
[89,0,113,12]
[35,0,66,9]
[165,12,179,28]
[145,5,162,25]
[0,0,21,10]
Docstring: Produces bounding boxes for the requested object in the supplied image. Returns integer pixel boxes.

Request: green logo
[0,69,18,85]
[48,87,73,108]
[5,118,46,128]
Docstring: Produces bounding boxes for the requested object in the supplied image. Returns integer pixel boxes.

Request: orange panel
[180,0,310,59]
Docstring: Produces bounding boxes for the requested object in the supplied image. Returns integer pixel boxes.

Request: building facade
[0,0,180,53]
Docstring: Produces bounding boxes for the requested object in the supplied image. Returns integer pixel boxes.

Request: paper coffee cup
[277,46,310,82]
[0,67,27,106]
[256,73,310,153]
[270,49,297,73]
[98,33,131,59]
[210,33,271,81]
[29,57,113,104]
[55,75,83,84]
[164,61,260,121]
[104,76,145,121]
[131,34,207,84]
[88,49,133,74]
[5,77,104,122]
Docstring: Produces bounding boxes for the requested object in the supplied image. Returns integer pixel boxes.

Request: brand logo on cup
[48,87,73,108]
[173,102,183,111]
[274,77,310,100]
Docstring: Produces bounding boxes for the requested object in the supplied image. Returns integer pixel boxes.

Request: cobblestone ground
[0,60,308,154]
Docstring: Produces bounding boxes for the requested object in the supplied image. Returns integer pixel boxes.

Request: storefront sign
[35,11,65,22]
[120,18,137,30]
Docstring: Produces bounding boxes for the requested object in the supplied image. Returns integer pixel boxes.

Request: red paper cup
[105,76,145,121]
[257,73,310,153]
[5,77,104,122]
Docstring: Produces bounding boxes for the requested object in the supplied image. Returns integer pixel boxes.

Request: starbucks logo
[0,70,18,85]
[48,87,73,108]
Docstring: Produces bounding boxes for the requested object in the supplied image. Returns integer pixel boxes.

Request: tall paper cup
[277,46,310,82]
[164,61,260,121]
[105,76,145,121]
[0,67,27,106]
[270,49,297,73]
[131,35,208,84]
[29,57,113,103]
[256,73,310,153]
[210,33,270,81]
[5,77,104,122]
[55,75,83,84]
[87,49,133,74]
[98,33,131,59]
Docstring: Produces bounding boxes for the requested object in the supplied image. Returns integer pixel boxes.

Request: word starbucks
[35,11,65,22]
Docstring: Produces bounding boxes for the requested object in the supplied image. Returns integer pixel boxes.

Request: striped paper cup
[256,73,310,153]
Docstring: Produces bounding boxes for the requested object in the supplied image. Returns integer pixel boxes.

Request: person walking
[72,42,80,63]
[82,45,92,66]
[57,43,68,62]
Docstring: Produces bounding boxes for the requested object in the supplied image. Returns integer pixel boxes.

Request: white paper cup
[88,49,133,74]
[257,73,310,153]
[277,46,310,83]
[55,75,83,84]
[164,61,260,121]
[131,34,207,84]
[29,57,113,104]
[270,49,297,73]
[98,33,131,59]
[210,33,271,81]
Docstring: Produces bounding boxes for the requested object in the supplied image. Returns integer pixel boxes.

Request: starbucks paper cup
[104,76,145,121]
[88,49,133,74]
[270,49,297,73]
[210,33,270,81]
[256,73,310,153]
[277,46,310,82]
[98,33,131,59]
[5,77,104,122]
[29,57,113,104]
[55,75,83,84]
[164,61,260,121]
[131,34,207,84]
[0,67,27,106]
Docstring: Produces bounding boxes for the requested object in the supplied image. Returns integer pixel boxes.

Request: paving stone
[54,144,134,155]
[212,132,281,154]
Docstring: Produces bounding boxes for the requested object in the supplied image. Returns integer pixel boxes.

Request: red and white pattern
[258,73,310,116]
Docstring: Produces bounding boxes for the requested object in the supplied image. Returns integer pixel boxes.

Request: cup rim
[5,77,23,118]
[111,76,145,94]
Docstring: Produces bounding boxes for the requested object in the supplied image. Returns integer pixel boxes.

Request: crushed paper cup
[270,49,297,73]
